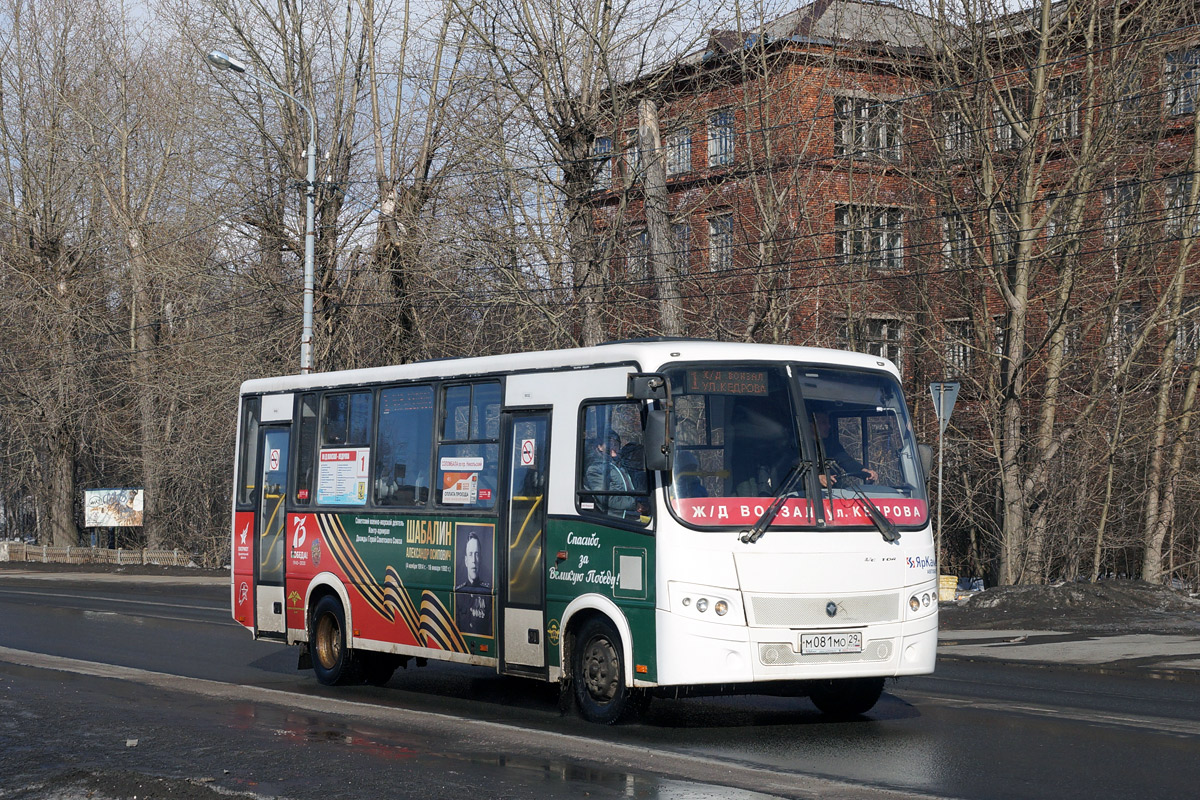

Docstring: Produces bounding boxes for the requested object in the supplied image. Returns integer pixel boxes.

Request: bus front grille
[759,638,895,666]
[747,593,901,627]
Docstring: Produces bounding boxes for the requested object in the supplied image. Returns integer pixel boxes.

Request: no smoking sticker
[520,439,536,467]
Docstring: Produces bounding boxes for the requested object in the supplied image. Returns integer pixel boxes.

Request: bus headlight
[669,583,743,624]
[909,591,936,614]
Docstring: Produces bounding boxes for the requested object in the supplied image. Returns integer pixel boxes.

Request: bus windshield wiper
[740,461,809,544]
[838,474,901,543]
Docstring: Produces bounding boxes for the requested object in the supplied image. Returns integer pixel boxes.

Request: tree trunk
[638,100,680,336]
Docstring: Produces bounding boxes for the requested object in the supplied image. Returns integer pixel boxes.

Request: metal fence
[0,542,194,567]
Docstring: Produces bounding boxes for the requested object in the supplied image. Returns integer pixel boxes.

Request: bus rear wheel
[572,617,632,725]
[310,595,358,685]
[809,677,885,717]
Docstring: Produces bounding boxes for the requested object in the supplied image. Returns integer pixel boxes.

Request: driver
[814,412,877,483]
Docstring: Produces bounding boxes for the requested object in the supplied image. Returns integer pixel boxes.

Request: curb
[936,651,1200,684]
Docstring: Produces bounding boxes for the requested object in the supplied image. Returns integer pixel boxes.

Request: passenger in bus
[583,433,640,519]
[814,412,877,483]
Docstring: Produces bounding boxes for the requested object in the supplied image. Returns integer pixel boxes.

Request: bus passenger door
[500,411,549,674]
[255,426,289,637]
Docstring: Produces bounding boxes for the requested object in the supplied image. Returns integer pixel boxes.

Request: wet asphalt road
[1,574,1198,799]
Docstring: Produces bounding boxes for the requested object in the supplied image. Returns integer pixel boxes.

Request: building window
[1043,192,1064,245]
[1177,302,1200,363]
[672,221,691,273]
[1047,74,1081,141]
[943,212,970,265]
[708,213,733,271]
[1166,173,1198,238]
[591,136,612,192]
[627,228,648,276]
[835,205,904,270]
[1105,181,1141,243]
[992,90,1028,151]
[708,109,735,167]
[1108,301,1143,366]
[991,203,1018,266]
[1048,309,1081,363]
[622,131,641,182]
[834,97,902,161]
[1118,65,1148,120]
[945,319,972,377]
[666,127,692,176]
[942,110,970,156]
[837,318,905,368]
[1165,48,1200,116]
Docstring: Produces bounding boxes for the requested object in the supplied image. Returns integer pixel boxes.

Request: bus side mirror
[643,409,673,472]
[918,444,933,482]
[628,373,669,401]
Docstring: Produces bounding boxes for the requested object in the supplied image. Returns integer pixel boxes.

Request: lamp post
[206,50,316,375]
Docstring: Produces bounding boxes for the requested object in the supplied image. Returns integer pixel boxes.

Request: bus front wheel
[809,677,885,717]
[572,617,631,724]
[310,595,357,685]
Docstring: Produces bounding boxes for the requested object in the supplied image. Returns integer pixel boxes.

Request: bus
[231,339,937,723]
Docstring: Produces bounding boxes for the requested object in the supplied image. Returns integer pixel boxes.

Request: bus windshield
[664,364,928,529]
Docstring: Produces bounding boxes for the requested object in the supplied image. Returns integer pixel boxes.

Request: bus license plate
[800,632,862,655]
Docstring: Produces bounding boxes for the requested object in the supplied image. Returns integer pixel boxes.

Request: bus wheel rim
[582,635,619,702]
[316,614,340,669]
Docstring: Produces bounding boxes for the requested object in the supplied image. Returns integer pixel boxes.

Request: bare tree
[457,0,713,345]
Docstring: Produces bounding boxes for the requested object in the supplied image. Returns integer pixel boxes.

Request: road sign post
[929,381,960,566]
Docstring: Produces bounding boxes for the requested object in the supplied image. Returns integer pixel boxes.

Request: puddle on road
[225,702,789,799]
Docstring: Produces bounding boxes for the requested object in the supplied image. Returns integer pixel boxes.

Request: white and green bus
[232,339,938,723]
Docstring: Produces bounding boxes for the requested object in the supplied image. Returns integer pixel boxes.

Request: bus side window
[577,401,650,523]
[376,385,434,506]
[236,397,261,507]
[436,381,500,508]
[293,393,318,504]
[323,392,372,447]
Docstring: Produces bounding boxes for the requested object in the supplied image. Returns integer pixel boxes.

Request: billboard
[84,489,144,527]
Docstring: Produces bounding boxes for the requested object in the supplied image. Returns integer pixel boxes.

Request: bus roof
[238,339,900,395]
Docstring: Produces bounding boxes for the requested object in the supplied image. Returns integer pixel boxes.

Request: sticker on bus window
[443,472,479,504]
[441,456,485,471]
[316,447,370,506]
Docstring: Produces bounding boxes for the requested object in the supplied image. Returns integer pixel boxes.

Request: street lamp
[206,50,316,375]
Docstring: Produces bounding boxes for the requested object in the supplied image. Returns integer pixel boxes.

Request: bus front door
[255,426,289,637]
[500,411,549,675]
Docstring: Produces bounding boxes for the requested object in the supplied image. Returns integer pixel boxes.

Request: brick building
[586,0,1200,585]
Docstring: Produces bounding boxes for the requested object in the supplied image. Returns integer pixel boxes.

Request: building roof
[698,0,938,62]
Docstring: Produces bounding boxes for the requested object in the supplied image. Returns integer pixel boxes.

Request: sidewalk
[938,627,1200,679]
[0,567,226,586]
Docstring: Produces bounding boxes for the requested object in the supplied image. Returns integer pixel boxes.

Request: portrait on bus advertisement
[454,523,494,636]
